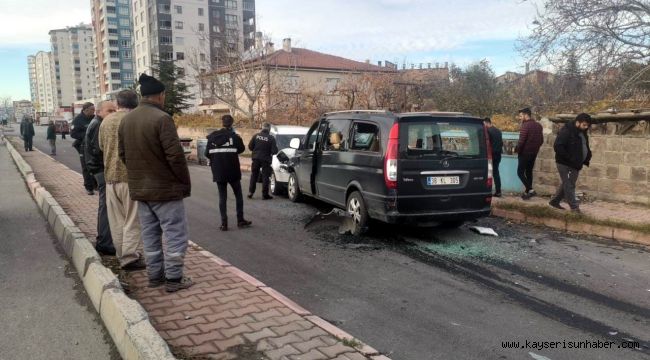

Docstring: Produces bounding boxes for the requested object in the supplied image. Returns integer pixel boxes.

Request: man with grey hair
[85,100,117,255]
[100,90,146,270]
[248,122,278,200]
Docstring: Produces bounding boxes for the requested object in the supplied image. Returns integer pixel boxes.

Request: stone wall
[533,123,650,205]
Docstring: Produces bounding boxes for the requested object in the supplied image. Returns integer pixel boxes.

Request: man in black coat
[484,117,503,197]
[247,123,278,200]
[71,102,97,195]
[205,115,252,231]
[20,115,35,151]
[84,100,117,255]
[549,113,592,213]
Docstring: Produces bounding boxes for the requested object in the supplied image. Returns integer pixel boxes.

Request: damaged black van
[286,110,494,235]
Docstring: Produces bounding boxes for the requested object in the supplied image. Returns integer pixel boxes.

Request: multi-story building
[131,0,256,106]
[49,25,98,107]
[29,51,57,114]
[91,0,135,98]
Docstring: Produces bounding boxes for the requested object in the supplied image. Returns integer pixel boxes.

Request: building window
[109,39,119,47]
[122,50,132,59]
[159,4,170,13]
[160,35,172,44]
[243,1,254,11]
[118,6,129,15]
[160,20,171,29]
[122,62,132,69]
[123,72,134,80]
[226,14,237,28]
[175,37,184,45]
[119,18,130,26]
[111,73,121,80]
[174,5,182,14]
[175,21,183,29]
[198,23,205,32]
[120,29,131,36]
[120,39,132,47]
[109,50,120,58]
[200,53,206,61]
[111,61,120,68]
[176,52,185,60]
[162,52,173,61]
[108,28,118,35]
[198,8,204,16]
[226,0,237,9]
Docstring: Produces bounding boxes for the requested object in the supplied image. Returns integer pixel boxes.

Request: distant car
[284,111,494,235]
[54,120,70,135]
[268,125,309,195]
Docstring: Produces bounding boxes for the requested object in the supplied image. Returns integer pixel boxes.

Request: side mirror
[289,138,301,149]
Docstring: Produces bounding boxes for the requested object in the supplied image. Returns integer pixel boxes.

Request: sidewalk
[0,140,118,360]
[5,136,387,360]
[492,195,650,245]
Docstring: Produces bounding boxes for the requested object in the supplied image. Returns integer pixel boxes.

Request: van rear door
[396,116,490,214]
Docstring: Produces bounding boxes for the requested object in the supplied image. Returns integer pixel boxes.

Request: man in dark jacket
[484,117,503,197]
[46,120,56,155]
[85,100,117,255]
[72,102,97,195]
[515,107,544,200]
[20,115,35,151]
[248,123,278,200]
[205,115,252,231]
[549,113,592,213]
[119,73,192,293]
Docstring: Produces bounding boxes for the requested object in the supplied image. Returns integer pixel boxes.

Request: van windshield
[403,120,485,158]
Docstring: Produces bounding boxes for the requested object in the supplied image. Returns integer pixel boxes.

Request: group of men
[485,108,592,213]
[64,73,278,294]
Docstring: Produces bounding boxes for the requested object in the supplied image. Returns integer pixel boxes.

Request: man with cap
[515,107,544,200]
[119,73,192,293]
[248,123,278,200]
[71,102,98,195]
[549,113,592,213]
[205,115,252,231]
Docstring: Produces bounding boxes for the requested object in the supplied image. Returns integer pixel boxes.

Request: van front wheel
[287,173,301,202]
[347,191,369,236]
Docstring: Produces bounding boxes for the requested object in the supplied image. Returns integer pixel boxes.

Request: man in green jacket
[119,73,192,293]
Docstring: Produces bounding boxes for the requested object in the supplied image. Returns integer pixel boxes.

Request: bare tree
[518,0,650,74]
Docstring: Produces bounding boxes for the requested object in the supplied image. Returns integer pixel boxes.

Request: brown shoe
[165,277,193,293]
[121,258,147,272]
[148,276,165,288]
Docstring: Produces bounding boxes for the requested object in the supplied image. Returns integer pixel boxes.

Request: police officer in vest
[248,123,278,200]
[205,115,252,231]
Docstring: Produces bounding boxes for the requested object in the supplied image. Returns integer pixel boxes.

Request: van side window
[306,122,326,151]
[323,120,351,151]
[350,123,380,152]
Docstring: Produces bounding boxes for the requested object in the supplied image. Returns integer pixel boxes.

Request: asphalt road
[24,125,650,360]
[0,133,119,360]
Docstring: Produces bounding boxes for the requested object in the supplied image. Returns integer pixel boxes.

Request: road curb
[491,206,650,246]
[189,241,389,359]
[2,135,176,360]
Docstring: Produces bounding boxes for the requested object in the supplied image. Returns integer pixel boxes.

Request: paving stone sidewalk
[9,139,386,360]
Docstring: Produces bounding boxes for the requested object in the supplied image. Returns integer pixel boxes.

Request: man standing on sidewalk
[46,120,56,155]
[515,107,543,200]
[20,115,35,151]
[71,102,97,195]
[99,90,146,270]
[119,74,192,292]
[549,113,592,213]
[248,123,278,200]
[484,117,503,197]
[205,115,252,231]
[85,100,117,256]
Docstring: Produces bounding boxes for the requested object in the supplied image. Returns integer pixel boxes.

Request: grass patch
[339,337,363,349]
[496,201,650,235]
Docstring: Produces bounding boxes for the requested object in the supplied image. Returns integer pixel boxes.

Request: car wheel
[270,172,281,195]
[440,220,465,229]
[347,191,369,236]
[287,173,301,202]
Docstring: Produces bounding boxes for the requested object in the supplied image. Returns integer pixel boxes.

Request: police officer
[248,123,278,200]
[205,115,252,231]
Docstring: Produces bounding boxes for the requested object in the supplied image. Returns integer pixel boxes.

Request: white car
[269,125,309,195]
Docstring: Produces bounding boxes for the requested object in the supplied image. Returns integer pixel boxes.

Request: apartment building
[49,24,98,106]
[131,0,256,106]
[91,0,136,98]
[28,51,58,114]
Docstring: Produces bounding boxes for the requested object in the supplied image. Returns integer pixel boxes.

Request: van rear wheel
[347,191,369,236]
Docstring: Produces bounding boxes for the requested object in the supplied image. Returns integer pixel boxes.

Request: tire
[440,220,465,229]
[287,172,302,202]
[346,191,369,236]
[270,172,282,195]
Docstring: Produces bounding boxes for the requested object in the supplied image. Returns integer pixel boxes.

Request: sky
[0,0,540,101]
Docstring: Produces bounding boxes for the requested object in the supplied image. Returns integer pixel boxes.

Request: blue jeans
[137,200,189,281]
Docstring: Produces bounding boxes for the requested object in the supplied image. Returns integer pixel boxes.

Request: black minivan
[286,110,493,235]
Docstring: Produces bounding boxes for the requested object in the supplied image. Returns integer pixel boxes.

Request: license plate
[427,176,460,186]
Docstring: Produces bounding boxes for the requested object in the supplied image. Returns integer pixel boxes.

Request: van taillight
[384,123,399,189]
[484,125,493,189]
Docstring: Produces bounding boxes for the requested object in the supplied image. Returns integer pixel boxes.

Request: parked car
[268,125,309,195]
[54,119,70,135]
[284,110,493,235]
